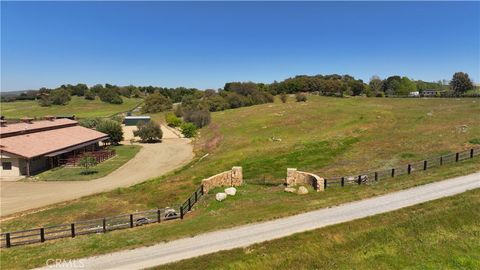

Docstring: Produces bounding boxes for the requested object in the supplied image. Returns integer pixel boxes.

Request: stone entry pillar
[231,166,243,187]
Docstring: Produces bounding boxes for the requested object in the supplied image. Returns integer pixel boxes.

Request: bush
[180,122,198,138]
[142,93,172,113]
[183,108,211,128]
[134,121,162,143]
[84,90,96,100]
[280,92,287,103]
[78,118,101,129]
[174,105,183,117]
[98,88,123,104]
[110,115,124,124]
[38,95,52,107]
[166,113,182,127]
[50,88,71,105]
[79,154,98,175]
[295,93,307,102]
[96,119,124,145]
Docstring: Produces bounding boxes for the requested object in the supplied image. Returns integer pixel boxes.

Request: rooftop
[0,125,108,159]
[0,118,77,138]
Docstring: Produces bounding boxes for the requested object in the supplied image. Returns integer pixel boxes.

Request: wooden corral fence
[58,150,116,167]
[323,148,479,189]
[1,185,204,248]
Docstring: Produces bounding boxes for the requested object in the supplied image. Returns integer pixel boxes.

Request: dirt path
[0,126,193,217]
[48,172,480,270]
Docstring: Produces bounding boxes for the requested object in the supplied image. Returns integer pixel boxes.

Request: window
[2,162,12,170]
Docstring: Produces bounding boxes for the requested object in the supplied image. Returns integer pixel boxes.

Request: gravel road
[42,172,480,270]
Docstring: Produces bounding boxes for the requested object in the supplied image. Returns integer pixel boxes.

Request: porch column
[26,159,31,177]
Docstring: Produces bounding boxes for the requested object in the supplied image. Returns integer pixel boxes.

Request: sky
[1,1,479,91]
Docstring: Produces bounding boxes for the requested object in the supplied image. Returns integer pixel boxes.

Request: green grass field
[0,96,143,119]
[1,96,479,269]
[156,188,480,270]
[32,145,141,181]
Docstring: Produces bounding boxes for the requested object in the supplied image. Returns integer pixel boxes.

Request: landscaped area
[0,96,142,119]
[156,188,480,270]
[33,145,141,181]
[1,96,479,269]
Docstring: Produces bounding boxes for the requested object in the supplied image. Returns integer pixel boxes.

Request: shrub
[79,154,98,174]
[38,95,52,107]
[180,122,197,138]
[295,93,307,102]
[84,90,96,100]
[78,118,101,129]
[280,92,287,103]
[174,105,183,117]
[50,88,71,105]
[98,88,123,104]
[183,108,211,128]
[142,93,172,113]
[166,113,182,127]
[110,115,124,124]
[96,119,124,145]
[134,121,163,143]
[469,138,480,145]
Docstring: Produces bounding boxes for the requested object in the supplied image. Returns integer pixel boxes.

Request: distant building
[422,89,443,97]
[409,91,420,97]
[0,118,108,177]
[124,116,150,126]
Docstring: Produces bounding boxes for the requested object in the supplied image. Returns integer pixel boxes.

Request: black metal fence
[323,148,479,189]
[1,185,204,248]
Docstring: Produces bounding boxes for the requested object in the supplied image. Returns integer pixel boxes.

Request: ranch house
[0,117,109,178]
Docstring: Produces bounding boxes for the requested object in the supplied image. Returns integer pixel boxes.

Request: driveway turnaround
[0,126,193,216]
[44,172,480,270]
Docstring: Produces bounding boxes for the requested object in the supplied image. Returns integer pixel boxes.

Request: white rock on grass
[225,187,237,196]
[297,186,309,195]
[284,187,296,193]
[216,192,227,201]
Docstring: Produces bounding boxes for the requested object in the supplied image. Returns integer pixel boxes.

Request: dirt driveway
[0,126,193,217]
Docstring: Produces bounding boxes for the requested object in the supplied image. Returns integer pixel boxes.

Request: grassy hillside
[0,96,142,118]
[157,188,480,270]
[1,96,479,269]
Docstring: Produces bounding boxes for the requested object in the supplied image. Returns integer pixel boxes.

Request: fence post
[40,228,45,242]
[71,223,75,238]
[201,184,204,196]
[195,190,198,203]
[102,218,107,233]
[407,164,412,174]
[157,209,161,223]
[341,177,345,187]
[456,153,459,162]
[440,156,443,165]
[6,233,11,248]
[130,214,134,228]
[423,160,428,170]
[391,168,395,178]
[180,206,184,219]
[374,172,378,181]
[324,179,328,189]
[188,197,192,211]
[357,175,361,185]
[471,149,474,158]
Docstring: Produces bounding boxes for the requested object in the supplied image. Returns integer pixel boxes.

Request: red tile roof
[0,125,108,159]
[0,119,78,137]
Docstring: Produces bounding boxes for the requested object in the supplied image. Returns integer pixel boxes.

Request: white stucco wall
[0,152,22,177]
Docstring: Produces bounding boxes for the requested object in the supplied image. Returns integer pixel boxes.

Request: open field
[0,96,142,119]
[33,145,141,181]
[156,188,480,270]
[1,155,479,269]
[1,96,479,268]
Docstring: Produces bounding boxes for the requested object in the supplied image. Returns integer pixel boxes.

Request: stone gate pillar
[231,166,243,186]
[286,168,297,186]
